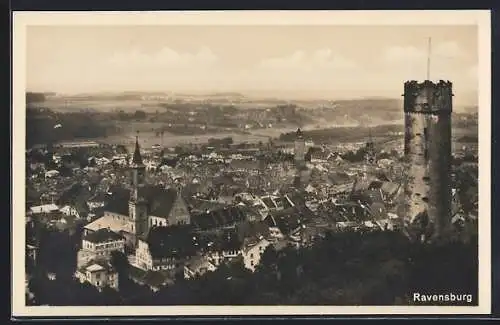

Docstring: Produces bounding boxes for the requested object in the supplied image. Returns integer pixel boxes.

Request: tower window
[423,127,429,160]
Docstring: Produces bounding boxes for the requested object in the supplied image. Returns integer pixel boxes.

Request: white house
[44,170,60,179]
[134,237,186,272]
[59,205,81,219]
[242,237,272,272]
[75,261,119,291]
[77,228,125,268]
[183,255,217,279]
[29,204,60,215]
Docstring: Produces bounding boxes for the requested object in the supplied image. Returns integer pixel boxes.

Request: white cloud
[384,45,425,62]
[108,46,218,69]
[433,41,464,59]
[259,49,358,72]
[383,41,465,63]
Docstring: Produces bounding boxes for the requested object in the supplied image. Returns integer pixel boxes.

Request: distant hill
[308,98,403,126]
[206,92,245,98]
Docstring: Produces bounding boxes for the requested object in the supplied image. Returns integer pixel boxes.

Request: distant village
[25,127,478,298]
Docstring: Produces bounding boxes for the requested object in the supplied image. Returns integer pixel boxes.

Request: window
[423,127,429,160]
[96,281,100,286]
[250,253,254,258]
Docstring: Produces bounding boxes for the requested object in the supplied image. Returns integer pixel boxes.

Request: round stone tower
[403,80,453,243]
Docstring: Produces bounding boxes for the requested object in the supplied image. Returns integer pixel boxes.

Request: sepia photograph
[12,10,491,317]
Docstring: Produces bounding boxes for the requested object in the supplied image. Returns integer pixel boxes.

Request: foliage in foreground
[28,229,478,306]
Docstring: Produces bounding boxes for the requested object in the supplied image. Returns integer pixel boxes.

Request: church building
[84,136,191,248]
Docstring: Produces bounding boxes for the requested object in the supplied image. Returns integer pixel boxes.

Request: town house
[134,225,197,272]
[75,261,119,291]
[77,228,125,269]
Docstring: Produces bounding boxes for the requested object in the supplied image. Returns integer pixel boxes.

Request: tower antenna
[426,37,432,80]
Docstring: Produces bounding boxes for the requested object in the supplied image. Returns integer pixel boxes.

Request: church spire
[132,134,144,166]
[296,128,303,139]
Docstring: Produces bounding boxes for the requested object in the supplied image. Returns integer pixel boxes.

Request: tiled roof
[235,220,270,242]
[189,199,227,214]
[380,182,401,197]
[203,229,243,252]
[185,255,215,273]
[104,187,130,216]
[146,225,197,259]
[86,263,105,272]
[80,260,115,274]
[83,228,124,243]
[84,214,133,233]
[265,208,303,236]
[333,201,371,222]
[60,182,94,206]
[191,206,247,231]
[261,197,276,209]
[147,187,179,218]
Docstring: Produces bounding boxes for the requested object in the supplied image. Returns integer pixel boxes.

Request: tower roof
[132,136,144,166]
[296,128,303,139]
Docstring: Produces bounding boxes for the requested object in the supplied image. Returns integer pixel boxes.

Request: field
[28,98,282,113]
[100,130,271,152]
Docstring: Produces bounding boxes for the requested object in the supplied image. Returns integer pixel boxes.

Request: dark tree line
[26,108,117,148]
[147,231,477,306]
[29,228,477,306]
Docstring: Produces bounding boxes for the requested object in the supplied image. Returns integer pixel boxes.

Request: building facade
[77,228,125,268]
[403,80,453,242]
[75,261,119,291]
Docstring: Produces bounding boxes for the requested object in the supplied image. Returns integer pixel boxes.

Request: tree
[110,251,130,285]
[134,110,147,120]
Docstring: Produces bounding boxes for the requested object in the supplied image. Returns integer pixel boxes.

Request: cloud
[433,41,464,59]
[384,45,425,62]
[108,46,218,69]
[259,49,358,72]
[383,41,465,63]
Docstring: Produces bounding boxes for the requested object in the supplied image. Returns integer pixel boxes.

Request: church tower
[365,128,376,165]
[129,136,148,238]
[294,128,306,169]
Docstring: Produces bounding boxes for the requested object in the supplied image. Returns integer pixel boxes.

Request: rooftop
[86,263,105,272]
[83,228,124,244]
[84,214,133,234]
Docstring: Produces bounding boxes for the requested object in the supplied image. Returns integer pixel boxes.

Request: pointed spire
[296,128,303,139]
[132,134,144,166]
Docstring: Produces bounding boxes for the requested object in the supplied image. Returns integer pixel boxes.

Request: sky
[26,25,478,105]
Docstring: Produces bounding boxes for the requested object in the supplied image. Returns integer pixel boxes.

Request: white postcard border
[12,10,492,317]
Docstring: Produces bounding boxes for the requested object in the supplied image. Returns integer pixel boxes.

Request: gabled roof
[380,182,401,198]
[188,199,227,214]
[235,220,270,242]
[80,260,115,274]
[185,255,215,273]
[84,214,133,233]
[58,182,92,206]
[83,228,124,244]
[147,187,179,218]
[333,201,371,222]
[211,229,243,252]
[328,171,352,185]
[191,206,247,231]
[104,189,130,216]
[86,263,105,272]
[145,225,197,259]
[265,207,303,236]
